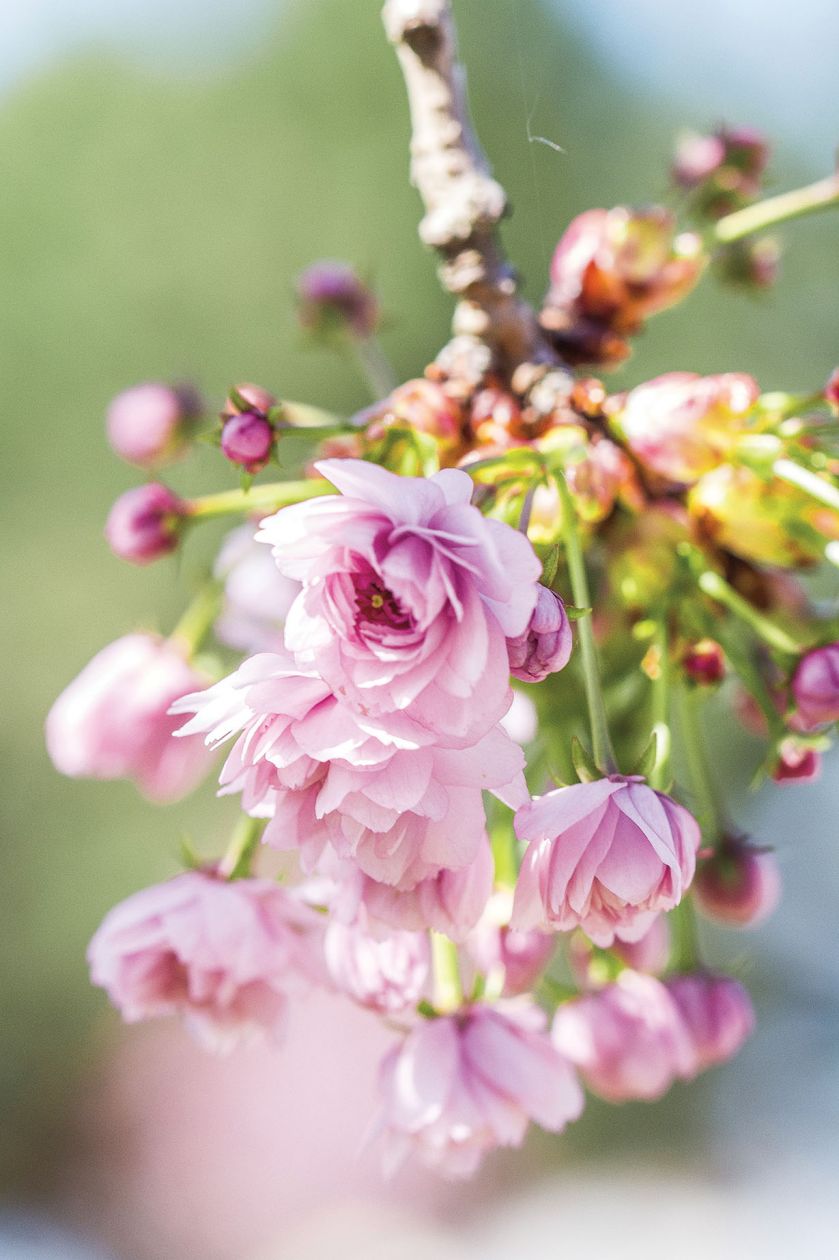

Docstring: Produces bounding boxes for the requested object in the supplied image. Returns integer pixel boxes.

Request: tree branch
[382,0,551,373]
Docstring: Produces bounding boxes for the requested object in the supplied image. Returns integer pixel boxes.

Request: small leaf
[571,735,600,783]
[565,604,591,622]
[540,543,561,588]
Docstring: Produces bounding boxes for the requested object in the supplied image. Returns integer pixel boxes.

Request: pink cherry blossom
[256,459,542,744]
[106,381,198,468]
[46,633,215,803]
[665,972,754,1071]
[552,970,697,1101]
[172,651,526,889]
[324,912,429,1016]
[512,776,700,946]
[467,892,557,996]
[88,871,325,1053]
[378,1002,584,1177]
[213,523,300,653]
[506,585,573,683]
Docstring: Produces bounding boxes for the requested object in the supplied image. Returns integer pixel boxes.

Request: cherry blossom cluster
[45,100,839,1182]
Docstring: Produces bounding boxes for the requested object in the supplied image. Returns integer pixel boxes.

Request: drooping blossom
[324,912,429,1016]
[791,643,839,729]
[350,836,495,940]
[552,970,697,1102]
[665,972,754,1071]
[377,1002,584,1177]
[213,523,300,653]
[256,459,542,744]
[682,638,726,686]
[172,650,526,889]
[105,483,186,564]
[506,585,573,683]
[88,870,325,1053]
[467,891,556,996]
[694,840,780,927]
[512,776,700,946]
[47,633,214,803]
[106,381,199,468]
[613,372,759,485]
[612,915,671,974]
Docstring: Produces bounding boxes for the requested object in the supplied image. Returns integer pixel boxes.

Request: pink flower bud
[220,411,274,474]
[682,638,726,686]
[512,776,700,947]
[377,1002,584,1177]
[694,841,781,927]
[104,482,185,564]
[365,378,464,455]
[672,132,727,187]
[296,260,378,338]
[106,381,199,468]
[791,643,839,728]
[772,738,821,784]
[222,382,276,418]
[468,893,556,996]
[665,972,754,1071]
[46,633,215,802]
[552,971,697,1102]
[88,870,325,1053]
[506,585,572,682]
[616,371,759,485]
[324,916,429,1016]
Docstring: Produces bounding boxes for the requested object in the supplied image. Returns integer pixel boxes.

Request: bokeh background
[2,0,838,1256]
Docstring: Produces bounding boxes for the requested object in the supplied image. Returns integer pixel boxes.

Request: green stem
[556,471,618,774]
[491,824,519,888]
[669,897,700,973]
[698,570,801,656]
[675,684,724,845]
[431,932,463,1013]
[219,815,266,880]
[774,457,839,513]
[186,477,332,520]
[279,400,346,429]
[714,173,839,245]
[352,334,397,400]
[647,618,672,791]
[168,579,222,658]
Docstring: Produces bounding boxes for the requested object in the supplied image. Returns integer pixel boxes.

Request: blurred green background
[1,0,837,1254]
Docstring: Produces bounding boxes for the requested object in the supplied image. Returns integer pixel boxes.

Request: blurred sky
[3,0,838,170]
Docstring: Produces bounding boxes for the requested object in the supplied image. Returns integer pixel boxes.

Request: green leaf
[571,735,600,783]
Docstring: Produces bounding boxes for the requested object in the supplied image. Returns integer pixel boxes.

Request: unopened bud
[506,586,573,682]
[220,411,275,474]
[106,381,200,469]
[296,260,378,338]
[772,737,821,784]
[825,369,839,412]
[683,639,726,686]
[791,642,839,728]
[222,382,276,419]
[105,483,185,564]
[695,840,780,926]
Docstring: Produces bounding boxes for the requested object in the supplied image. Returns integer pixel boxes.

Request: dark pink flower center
[354,570,413,631]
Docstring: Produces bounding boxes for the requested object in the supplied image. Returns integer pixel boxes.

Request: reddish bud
[469,386,525,444]
[366,378,463,453]
[105,483,185,564]
[791,642,839,728]
[683,639,726,686]
[772,738,821,784]
[296,260,378,338]
[695,840,780,926]
[220,411,274,474]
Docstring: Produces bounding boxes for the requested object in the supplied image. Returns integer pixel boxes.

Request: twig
[382,0,551,371]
